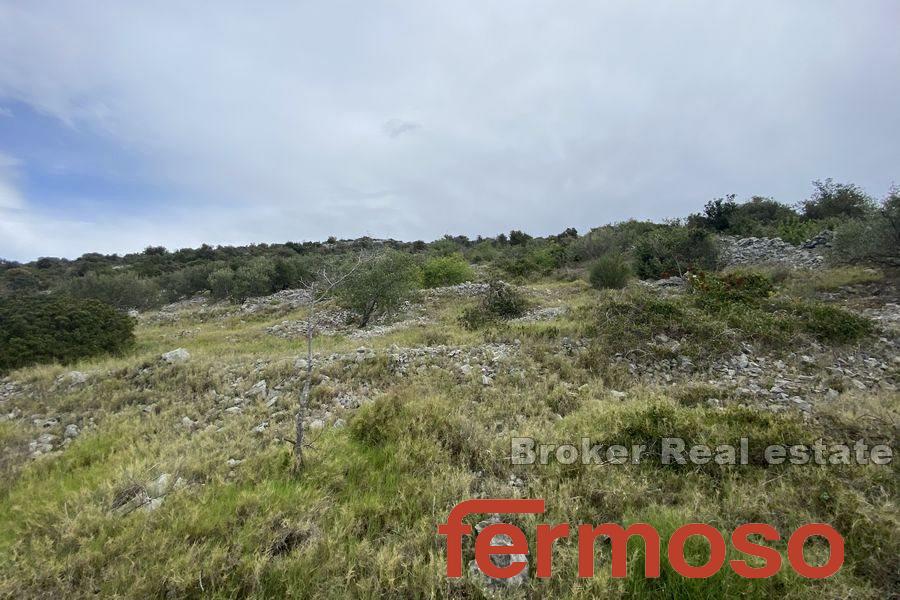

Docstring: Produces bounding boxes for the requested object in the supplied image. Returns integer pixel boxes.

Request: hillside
[0,226,898,598]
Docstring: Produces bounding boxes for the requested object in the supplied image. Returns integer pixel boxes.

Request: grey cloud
[383,119,421,138]
[0,1,898,260]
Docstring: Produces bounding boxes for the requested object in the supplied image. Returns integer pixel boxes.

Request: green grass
[0,275,896,598]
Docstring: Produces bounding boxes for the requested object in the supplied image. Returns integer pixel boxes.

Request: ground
[0,256,898,598]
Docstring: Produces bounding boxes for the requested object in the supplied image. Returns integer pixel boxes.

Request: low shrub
[788,301,873,343]
[0,295,135,372]
[421,254,474,288]
[632,227,719,279]
[459,280,529,329]
[588,254,632,289]
[689,271,774,306]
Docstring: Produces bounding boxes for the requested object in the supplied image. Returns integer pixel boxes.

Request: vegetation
[459,280,529,329]
[0,177,897,597]
[632,227,719,279]
[0,295,135,372]
[830,188,900,265]
[589,254,632,289]
[337,250,421,327]
[421,254,474,288]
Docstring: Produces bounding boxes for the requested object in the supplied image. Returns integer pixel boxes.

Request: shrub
[802,179,874,220]
[338,250,420,327]
[421,254,474,288]
[689,271,774,306]
[1,267,43,294]
[272,256,316,291]
[632,227,719,279]
[63,271,162,310]
[159,262,219,301]
[789,301,873,343]
[569,220,660,262]
[689,196,799,236]
[773,216,838,245]
[830,189,900,264]
[0,295,135,372]
[232,257,277,301]
[207,268,235,300]
[588,254,632,289]
[459,280,528,329]
[495,243,564,279]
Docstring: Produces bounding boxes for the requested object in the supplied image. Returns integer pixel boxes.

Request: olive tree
[336,249,420,327]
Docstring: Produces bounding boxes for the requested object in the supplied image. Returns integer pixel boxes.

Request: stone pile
[719,236,825,269]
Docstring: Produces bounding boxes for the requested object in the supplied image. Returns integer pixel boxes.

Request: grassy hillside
[0,263,897,598]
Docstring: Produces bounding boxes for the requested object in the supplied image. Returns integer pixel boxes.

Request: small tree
[802,179,874,220]
[337,249,420,327]
[291,254,367,472]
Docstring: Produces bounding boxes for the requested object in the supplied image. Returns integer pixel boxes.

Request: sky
[0,1,898,261]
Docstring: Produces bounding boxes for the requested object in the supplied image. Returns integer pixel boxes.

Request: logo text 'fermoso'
[438,499,843,580]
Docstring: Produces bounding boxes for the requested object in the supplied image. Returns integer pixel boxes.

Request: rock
[609,390,626,399]
[825,388,840,400]
[29,433,57,456]
[309,419,325,430]
[736,354,749,369]
[252,421,269,434]
[720,235,824,269]
[801,229,834,250]
[142,497,164,512]
[295,358,309,370]
[246,380,267,399]
[333,418,347,428]
[127,309,140,318]
[161,348,191,364]
[59,371,88,386]
[656,276,685,288]
[460,364,472,376]
[64,424,80,438]
[181,416,196,429]
[468,516,529,590]
[226,458,243,467]
[481,375,493,386]
[225,405,242,415]
[146,473,171,498]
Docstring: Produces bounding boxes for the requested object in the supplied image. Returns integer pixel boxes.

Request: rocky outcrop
[719,236,824,269]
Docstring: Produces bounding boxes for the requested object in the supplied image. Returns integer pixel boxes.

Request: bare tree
[291,253,367,473]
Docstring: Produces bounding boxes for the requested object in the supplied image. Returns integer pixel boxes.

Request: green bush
[789,301,873,343]
[632,227,719,279]
[207,267,235,300]
[0,295,135,372]
[459,280,528,329]
[231,257,277,301]
[588,254,632,289]
[569,220,660,262]
[338,250,420,327]
[830,190,900,264]
[773,216,838,245]
[63,271,162,310]
[802,179,874,220]
[420,254,474,288]
[689,271,774,305]
[496,243,564,279]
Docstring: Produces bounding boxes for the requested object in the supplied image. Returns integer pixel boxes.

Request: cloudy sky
[0,1,898,261]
